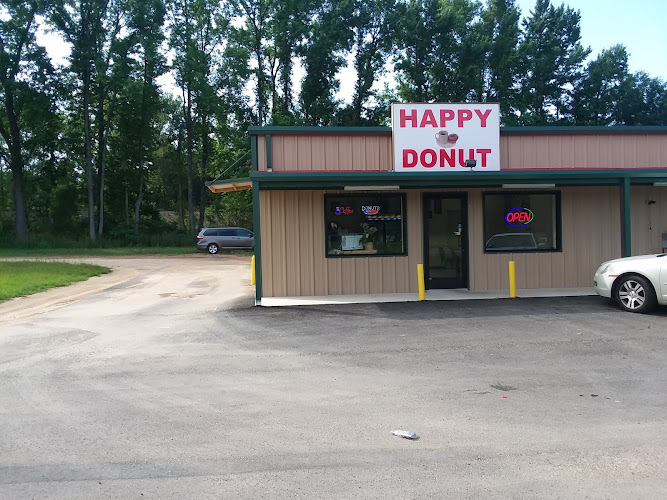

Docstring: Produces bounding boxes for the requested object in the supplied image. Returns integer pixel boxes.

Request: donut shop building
[207,103,667,305]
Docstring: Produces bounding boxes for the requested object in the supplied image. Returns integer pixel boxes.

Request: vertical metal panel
[327,258,343,295]
[365,136,380,170]
[324,137,339,171]
[311,136,326,171]
[351,137,365,170]
[259,191,272,296]
[632,186,667,255]
[296,136,312,171]
[298,191,316,296]
[272,136,284,171]
[338,136,353,170]
[369,258,384,293]
[283,136,298,170]
[284,191,301,295]
[503,134,667,169]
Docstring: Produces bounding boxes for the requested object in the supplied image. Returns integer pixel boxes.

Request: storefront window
[483,192,561,253]
[325,194,406,257]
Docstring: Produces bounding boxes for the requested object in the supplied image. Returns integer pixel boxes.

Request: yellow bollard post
[508,260,516,298]
[251,255,256,286]
[417,264,425,301]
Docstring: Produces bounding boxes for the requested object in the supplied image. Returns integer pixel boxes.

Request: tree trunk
[10,157,28,240]
[97,94,115,238]
[178,180,185,231]
[83,62,96,240]
[134,173,143,233]
[184,87,195,234]
[197,119,210,231]
[3,89,28,240]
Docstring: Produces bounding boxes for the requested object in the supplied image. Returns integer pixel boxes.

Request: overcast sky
[35,0,667,102]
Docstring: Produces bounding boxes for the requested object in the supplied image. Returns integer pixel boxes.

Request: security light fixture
[464,159,477,169]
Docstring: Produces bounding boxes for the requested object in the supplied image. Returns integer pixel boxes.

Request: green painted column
[252,181,262,305]
[622,177,632,257]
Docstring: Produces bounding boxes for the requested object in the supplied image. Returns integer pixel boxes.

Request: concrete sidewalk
[260,287,596,307]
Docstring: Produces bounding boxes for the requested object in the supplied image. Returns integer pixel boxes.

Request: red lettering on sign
[420,109,438,128]
[458,109,473,127]
[420,149,437,168]
[440,148,456,168]
[475,109,492,127]
[439,109,455,127]
[400,108,417,128]
[403,149,418,168]
[476,148,491,167]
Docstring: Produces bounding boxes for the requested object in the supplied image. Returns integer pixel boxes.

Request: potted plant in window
[360,223,379,251]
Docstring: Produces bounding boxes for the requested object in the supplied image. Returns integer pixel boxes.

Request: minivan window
[220,229,236,237]
[236,229,252,237]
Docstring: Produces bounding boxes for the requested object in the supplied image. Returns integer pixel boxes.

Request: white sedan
[594,254,667,313]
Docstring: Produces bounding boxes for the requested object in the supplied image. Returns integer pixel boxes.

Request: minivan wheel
[207,243,219,255]
[614,274,656,313]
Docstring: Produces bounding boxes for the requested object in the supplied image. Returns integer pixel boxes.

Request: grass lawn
[0,262,111,302]
[0,247,198,258]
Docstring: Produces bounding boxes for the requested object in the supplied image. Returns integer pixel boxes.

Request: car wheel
[207,243,219,255]
[614,274,657,313]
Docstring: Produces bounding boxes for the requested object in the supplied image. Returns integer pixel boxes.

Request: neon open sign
[505,207,534,227]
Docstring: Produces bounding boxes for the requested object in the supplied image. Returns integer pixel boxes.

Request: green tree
[572,45,629,125]
[518,0,589,123]
[300,1,352,125]
[0,0,51,240]
[481,0,521,122]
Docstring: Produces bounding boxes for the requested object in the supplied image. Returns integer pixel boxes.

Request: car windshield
[486,234,536,250]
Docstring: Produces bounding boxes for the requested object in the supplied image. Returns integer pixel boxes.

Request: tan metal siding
[260,190,421,297]
[632,186,667,255]
[262,187,628,297]
[264,132,666,172]
[257,136,267,171]
[503,134,667,169]
[270,135,393,171]
[469,187,622,290]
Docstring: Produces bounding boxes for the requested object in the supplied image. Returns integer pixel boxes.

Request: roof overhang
[250,169,667,190]
[206,177,252,193]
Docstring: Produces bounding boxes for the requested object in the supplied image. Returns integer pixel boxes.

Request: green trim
[249,126,391,135]
[251,135,258,171]
[622,177,632,257]
[266,134,272,170]
[250,169,667,190]
[252,182,262,304]
[501,126,667,135]
[248,125,667,136]
[205,176,251,187]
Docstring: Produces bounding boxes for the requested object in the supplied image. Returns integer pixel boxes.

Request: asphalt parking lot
[1,260,666,499]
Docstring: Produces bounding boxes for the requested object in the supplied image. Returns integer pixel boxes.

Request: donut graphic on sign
[434,130,459,148]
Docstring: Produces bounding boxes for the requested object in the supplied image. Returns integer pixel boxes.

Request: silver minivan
[196,227,254,254]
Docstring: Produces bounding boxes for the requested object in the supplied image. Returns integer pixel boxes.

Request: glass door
[423,194,468,289]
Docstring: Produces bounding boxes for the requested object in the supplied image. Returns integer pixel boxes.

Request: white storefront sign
[391,103,500,171]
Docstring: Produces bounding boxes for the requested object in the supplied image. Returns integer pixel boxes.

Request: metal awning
[206,177,252,193]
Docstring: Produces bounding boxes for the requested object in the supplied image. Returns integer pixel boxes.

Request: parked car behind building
[196,227,254,254]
